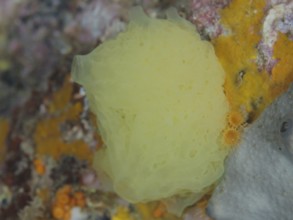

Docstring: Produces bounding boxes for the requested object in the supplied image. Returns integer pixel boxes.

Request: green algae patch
[72,7,229,212]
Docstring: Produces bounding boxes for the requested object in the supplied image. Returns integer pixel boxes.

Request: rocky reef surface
[208,84,293,220]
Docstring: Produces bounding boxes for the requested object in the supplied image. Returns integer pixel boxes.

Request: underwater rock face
[207,84,293,220]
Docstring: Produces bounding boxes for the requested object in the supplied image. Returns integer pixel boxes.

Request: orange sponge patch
[34,78,94,161]
[214,0,270,119]
[51,185,86,220]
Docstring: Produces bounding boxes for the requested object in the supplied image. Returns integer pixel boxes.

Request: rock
[207,84,293,220]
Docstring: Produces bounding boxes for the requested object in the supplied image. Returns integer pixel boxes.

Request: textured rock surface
[207,84,293,220]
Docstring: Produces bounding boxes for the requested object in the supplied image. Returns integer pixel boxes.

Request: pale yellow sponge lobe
[72,7,229,205]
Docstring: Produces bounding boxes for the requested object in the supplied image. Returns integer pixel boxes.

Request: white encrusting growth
[208,85,293,220]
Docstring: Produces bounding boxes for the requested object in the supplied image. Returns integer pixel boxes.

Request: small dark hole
[280,120,292,133]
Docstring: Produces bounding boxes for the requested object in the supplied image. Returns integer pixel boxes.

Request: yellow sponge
[72,7,229,212]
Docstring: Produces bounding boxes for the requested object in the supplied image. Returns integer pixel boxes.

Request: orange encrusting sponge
[213,0,271,122]
[51,185,86,220]
[214,0,293,123]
